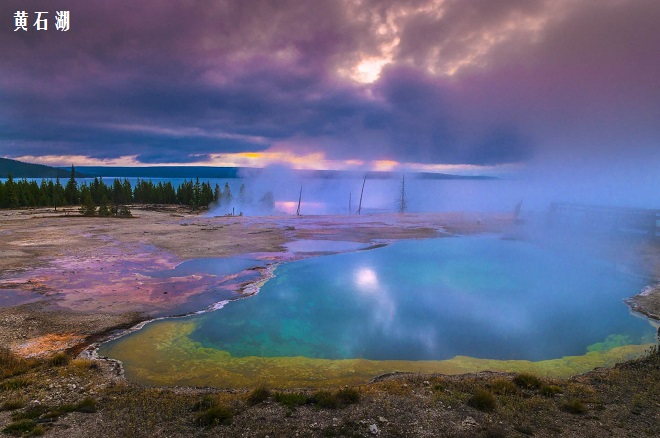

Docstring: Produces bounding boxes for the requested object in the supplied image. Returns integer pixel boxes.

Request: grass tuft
[75,397,97,413]
[11,405,48,421]
[0,348,33,379]
[42,404,75,419]
[194,405,233,427]
[513,373,542,390]
[71,359,98,373]
[0,377,32,391]
[540,384,563,397]
[311,387,361,410]
[191,395,218,412]
[490,378,517,395]
[312,390,338,409]
[274,392,309,409]
[1,398,26,411]
[467,388,497,412]
[2,419,43,436]
[336,387,360,405]
[48,353,70,367]
[246,385,271,406]
[560,398,587,415]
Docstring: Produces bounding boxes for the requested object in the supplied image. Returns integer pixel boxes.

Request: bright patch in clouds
[14,155,143,167]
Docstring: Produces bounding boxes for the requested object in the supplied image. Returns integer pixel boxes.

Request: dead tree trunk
[296,186,302,216]
[397,174,407,213]
[357,176,366,215]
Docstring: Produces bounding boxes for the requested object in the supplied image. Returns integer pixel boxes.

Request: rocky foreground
[1,206,659,437]
[1,345,659,437]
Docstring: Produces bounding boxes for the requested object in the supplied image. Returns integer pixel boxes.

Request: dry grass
[0,347,34,379]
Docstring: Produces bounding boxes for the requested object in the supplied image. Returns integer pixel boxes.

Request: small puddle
[0,288,45,307]
[284,239,368,253]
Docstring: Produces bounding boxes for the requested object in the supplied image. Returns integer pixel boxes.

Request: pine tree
[98,195,112,217]
[6,174,19,208]
[238,183,247,205]
[79,187,96,216]
[64,165,78,205]
[192,178,201,210]
[214,183,221,205]
[221,182,232,205]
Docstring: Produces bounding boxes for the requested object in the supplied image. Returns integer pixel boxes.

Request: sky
[1,0,659,178]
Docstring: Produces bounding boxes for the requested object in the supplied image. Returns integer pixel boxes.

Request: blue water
[146,258,266,279]
[189,237,653,361]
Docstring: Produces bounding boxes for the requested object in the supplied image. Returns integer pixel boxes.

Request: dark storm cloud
[0,0,658,167]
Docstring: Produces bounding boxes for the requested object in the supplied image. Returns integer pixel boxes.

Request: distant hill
[0,158,88,178]
[72,166,241,179]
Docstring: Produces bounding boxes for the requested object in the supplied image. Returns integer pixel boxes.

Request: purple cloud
[0,0,658,169]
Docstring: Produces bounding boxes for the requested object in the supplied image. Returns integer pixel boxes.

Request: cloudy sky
[1,0,659,175]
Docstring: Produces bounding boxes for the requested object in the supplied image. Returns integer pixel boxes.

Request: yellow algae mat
[102,320,653,389]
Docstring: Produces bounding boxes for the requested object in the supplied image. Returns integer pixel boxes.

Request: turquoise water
[146,257,266,279]
[187,237,653,362]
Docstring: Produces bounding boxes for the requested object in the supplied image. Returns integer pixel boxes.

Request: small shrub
[490,378,517,395]
[560,398,587,414]
[194,405,233,427]
[247,385,270,406]
[1,398,26,411]
[312,390,339,409]
[274,392,309,409]
[467,389,497,412]
[513,373,542,390]
[540,385,563,397]
[432,383,445,391]
[48,353,70,367]
[2,419,42,436]
[191,395,218,412]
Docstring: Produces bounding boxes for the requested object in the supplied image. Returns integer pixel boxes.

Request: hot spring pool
[98,236,655,388]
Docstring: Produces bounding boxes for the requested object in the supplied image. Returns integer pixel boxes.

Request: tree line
[0,166,233,214]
